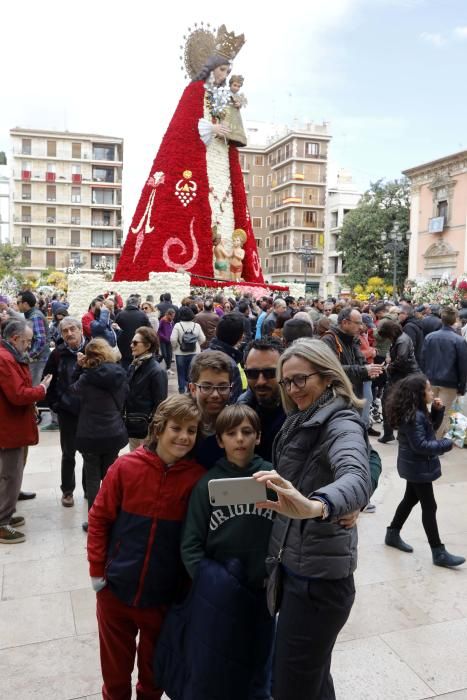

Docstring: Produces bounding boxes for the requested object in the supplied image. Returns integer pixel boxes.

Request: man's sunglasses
[244,368,277,380]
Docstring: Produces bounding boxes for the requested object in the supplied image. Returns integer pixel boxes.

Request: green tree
[339,179,410,291]
[0,242,26,279]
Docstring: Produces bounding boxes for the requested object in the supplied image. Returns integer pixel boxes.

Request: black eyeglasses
[244,368,277,380]
[130,340,144,346]
[278,372,320,391]
[195,383,232,396]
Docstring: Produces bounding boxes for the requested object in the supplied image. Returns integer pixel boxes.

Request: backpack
[179,323,198,353]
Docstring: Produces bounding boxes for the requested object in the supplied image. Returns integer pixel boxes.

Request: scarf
[130,351,153,369]
[275,387,334,459]
[1,339,28,364]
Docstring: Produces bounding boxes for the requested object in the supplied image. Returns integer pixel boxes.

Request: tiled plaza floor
[1,409,466,699]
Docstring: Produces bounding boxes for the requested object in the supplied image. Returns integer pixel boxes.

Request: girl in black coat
[385,373,465,568]
[125,326,168,451]
[71,338,129,531]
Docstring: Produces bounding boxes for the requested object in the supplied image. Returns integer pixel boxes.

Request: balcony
[45,172,56,182]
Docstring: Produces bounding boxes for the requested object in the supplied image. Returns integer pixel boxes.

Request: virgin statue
[113,24,264,284]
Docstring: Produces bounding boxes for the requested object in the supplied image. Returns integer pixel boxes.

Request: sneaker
[363,502,376,513]
[378,434,395,444]
[367,426,381,437]
[167,369,175,376]
[61,493,74,508]
[40,422,60,432]
[9,515,25,528]
[0,524,26,544]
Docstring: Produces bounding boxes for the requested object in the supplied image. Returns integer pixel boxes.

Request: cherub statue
[230,228,247,281]
[229,74,248,108]
[221,74,248,148]
[212,228,229,280]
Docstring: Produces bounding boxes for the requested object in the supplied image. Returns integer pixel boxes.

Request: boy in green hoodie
[181,404,275,699]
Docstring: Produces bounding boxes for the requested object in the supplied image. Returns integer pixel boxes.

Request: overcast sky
[2,0,467,225]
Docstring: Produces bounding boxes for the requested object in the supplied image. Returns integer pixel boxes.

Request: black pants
[82,451,119,512]
[160,341,172,371]
[58,412,85,495]
[273,572,355,700]
[390,481,442,547]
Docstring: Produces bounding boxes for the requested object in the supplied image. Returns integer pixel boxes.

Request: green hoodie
[181,454,274,589]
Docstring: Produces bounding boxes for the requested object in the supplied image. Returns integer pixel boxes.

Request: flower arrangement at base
[353,277,393,301]
[451,275,467,303]
[408,279,455,306]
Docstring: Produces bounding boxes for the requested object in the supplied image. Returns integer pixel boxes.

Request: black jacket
[422,325,467,393]
[400,317,424,367]
[387,332,420,383]
[237,388,286,462]
[70,363,128,453]
[421,314,442,336]
[206,337,243,402]
[43,342,84,416]
[397,408,452,482]
[115,305,151,362]
[321,327,368,398]
[125,356,168,434]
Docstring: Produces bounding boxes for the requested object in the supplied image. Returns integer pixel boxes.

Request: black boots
[378,434,395,444]
[385,527,413,553]
[431,545,465,568]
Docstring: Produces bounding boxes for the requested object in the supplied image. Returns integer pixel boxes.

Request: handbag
[265,517,292,616]
[124,411,151,438]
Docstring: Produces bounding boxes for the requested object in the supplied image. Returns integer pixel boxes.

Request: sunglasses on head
[244,368,277,380]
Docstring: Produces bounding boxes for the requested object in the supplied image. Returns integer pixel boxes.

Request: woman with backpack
[171,306,206,394]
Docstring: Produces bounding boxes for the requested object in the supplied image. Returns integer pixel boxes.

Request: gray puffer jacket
[269,395,371,580]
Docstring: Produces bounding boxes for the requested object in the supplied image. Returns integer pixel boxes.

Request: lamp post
[380,222,411,303]
[295,242,317,294]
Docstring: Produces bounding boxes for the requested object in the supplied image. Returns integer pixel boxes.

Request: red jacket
[87,446,205,608]
[0,343,46,448]
[81,310,96,339]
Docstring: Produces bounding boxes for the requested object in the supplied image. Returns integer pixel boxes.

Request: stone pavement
[1,417,467,699]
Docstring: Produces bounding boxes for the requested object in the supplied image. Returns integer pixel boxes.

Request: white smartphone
[208,477,267,507]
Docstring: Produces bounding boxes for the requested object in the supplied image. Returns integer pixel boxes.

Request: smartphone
[208,477,267,507]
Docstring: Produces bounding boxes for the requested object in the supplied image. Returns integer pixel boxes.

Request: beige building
[403,150,467,281]
[10,128,123,273]
[240,121,331,293]
[0,155,9,243]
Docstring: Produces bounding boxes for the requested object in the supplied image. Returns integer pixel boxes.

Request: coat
[400,316,424,367]
[171,321,206,355]
[269,395,371,580]
[0,342,46,448]
[387,332,420,384]
[115,305,151,363]
[397,408,452,482]
[422,325,467,393]
[321,327,368,398]
[43,342,83,417]
[125,356,168,436]
[70,362,129,453]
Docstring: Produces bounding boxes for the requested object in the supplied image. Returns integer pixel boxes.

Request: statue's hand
[212,123,231,137]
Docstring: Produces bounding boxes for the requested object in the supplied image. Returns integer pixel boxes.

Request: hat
[361,313,375,328]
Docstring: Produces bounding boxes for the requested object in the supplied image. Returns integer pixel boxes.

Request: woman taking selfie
[255,339,372,700]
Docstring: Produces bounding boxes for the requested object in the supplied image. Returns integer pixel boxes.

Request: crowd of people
[0,285,466,699]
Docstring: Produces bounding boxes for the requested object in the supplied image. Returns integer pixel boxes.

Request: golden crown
[181,22,245,80]
[214,24,245,62]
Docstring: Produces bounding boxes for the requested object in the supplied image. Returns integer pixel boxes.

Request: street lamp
[380,222,411,302]
[295,242,317,294]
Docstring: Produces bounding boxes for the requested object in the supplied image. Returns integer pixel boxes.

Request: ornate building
[403,150,467,281]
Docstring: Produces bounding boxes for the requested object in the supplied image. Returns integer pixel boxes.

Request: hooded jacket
[182,454,274,589]
[400,316,424,367]
[422,325,467,393]
[87,447,205,607]
[70,362,128,453]
[387,332,420,383]
[397,407,452,482]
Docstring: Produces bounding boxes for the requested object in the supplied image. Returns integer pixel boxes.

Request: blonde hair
[277,338,364,413]
[145,395,202,452]
[82,338,117,368]
[232,228,247,245]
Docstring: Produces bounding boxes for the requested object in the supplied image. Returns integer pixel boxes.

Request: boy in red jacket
[87,394,205,700]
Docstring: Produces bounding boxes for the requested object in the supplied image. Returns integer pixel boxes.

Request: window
[72,142,81,159]
[255,238,261,248]
[265,237,270,249]
[265,258,269,269]
[70,230,81,246]
[252,196,263,208]
[22,250,31,265]
[437,200,448,220]
[47,140,57,157]
[252,217,262,229]
[92,144,115,161]
[330,211,338,228]
[46,251,56,267]
[239,155,246,170]
[46,185,56,202]
[71,208,81,225]
[91,253,114,268]
[92,210,112,226]
[92,189,114,205]
[252,175,263,188]
[46,229,56,246]
[284,144,291,159]
[266,216,271,228]
[22,160,32,173]
[46,207,56,223]
[267,174,272,186]
[21,206,31,222]
[21,138,31,155]
[71,186,81,203]
[72,164,81,175]
[254,155,264,166]
[91,230,114,248]
[304,210,317,225]
[21,228,31,244]
[47,162,56,173]
[93,167,114,183]
[21,183,31,200]
[306,142,320,156]
[70,251,81,265]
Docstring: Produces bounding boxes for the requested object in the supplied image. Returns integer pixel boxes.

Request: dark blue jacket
[422,325,467,393]
[397,408,452,482]
[238,388,286,462]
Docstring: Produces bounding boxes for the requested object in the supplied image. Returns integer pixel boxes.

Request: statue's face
[233,236,241,247]
[213,64,230,85]
[230,80,242,93]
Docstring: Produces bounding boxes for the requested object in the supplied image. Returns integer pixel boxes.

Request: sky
[1,0,467,222]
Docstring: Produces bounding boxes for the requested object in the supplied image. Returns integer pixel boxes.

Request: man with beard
[238,339,286,462]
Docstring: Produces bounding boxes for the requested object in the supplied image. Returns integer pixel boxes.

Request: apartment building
[240,121,331,293]
[10,128,123,273]
[0,154,9,243]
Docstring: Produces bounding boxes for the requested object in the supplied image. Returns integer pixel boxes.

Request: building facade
[0,154,9,243]
[240,121,331,293]
[323,170,361,297]
[403,150,467,282]
[10,128,123,273]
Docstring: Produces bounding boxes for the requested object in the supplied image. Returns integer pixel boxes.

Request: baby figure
[229,74,248,109]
